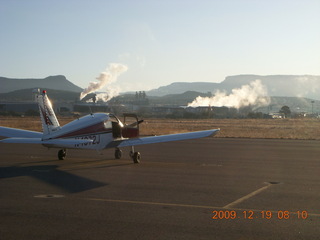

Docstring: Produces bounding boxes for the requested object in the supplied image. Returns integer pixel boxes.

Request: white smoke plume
[188,80,270,108]
[80,63,128,100]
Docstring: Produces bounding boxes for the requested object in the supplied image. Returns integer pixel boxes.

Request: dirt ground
[1,116,320,140]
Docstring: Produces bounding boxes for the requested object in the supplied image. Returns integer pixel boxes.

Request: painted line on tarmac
[223,184,272,209]
[82,197,320,217]
[84,197,216,209]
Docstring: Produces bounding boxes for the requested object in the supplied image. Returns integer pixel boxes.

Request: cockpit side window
[104,120,112,129]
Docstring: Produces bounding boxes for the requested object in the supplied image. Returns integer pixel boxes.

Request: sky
[0,0,319,92]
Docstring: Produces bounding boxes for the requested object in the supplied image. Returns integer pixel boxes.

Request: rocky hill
[0,75,83,93]
[0,88,82,102]
[147,82,218,96]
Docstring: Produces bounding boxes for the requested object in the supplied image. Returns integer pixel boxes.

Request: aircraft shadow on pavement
[0,165,107,193]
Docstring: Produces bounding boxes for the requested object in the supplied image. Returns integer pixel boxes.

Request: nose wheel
[58,149,67,160]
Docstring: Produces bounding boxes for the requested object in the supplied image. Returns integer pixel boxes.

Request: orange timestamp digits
[212,210,237,219]
[212,210,308,220]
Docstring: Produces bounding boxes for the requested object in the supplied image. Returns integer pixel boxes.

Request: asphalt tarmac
[1,138,320,240]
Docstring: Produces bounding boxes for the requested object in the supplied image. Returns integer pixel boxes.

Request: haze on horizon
[0,0,319,93]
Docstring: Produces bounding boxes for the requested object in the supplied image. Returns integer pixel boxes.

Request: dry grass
[1,116,320,140]
[140,118,320,140]
[0,116,72,133]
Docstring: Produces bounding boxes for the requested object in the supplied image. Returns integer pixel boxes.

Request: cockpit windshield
[104,114,124,129]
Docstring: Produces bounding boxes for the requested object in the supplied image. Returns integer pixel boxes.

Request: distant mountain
[0,75,83,93]
[147,75,320,100]
[149,91,212,105]
[0,88,82,102]
[147,82,218,96]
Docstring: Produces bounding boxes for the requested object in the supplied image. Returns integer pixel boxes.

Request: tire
[115,149,122,159]
[58,149,66,160]
[133,152,141,164]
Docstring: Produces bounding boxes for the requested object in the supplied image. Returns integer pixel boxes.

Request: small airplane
[0,90,220,163]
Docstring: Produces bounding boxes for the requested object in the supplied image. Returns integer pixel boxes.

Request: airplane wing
[107,129,220,148]
[0,137,93,148]
[0,126,94,148]
[0,126,42,138]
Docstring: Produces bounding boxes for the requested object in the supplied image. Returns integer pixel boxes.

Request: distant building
[73,103,110,113]
[0,102,38,114]
[270,112,285,119]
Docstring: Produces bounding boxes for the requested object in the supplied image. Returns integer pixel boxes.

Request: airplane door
[122,113,140,138]
[105,114,123,139]
[112,121,122,139]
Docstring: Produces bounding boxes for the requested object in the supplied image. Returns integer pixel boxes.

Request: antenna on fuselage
[88,104,93,115]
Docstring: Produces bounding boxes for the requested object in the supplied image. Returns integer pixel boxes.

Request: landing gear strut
[58,149,67,160]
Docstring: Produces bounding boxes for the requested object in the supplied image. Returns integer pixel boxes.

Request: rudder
[37,90,60,137]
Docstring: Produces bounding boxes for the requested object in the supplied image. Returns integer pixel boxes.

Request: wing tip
[206,128,220,137]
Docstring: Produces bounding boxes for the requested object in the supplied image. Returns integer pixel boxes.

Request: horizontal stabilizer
[0,137,93,148]
[0,126,42,138]
[107,129,220,148]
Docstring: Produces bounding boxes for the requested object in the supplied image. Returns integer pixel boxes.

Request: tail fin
[37,90,60,137]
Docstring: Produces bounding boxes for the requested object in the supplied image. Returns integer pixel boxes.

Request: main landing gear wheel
[130,146,141,164]
[58,149,67,160]
[132,152,141,164]
[115,148,122,159]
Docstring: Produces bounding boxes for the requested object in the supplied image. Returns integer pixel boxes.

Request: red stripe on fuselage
[55,122,111,138]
